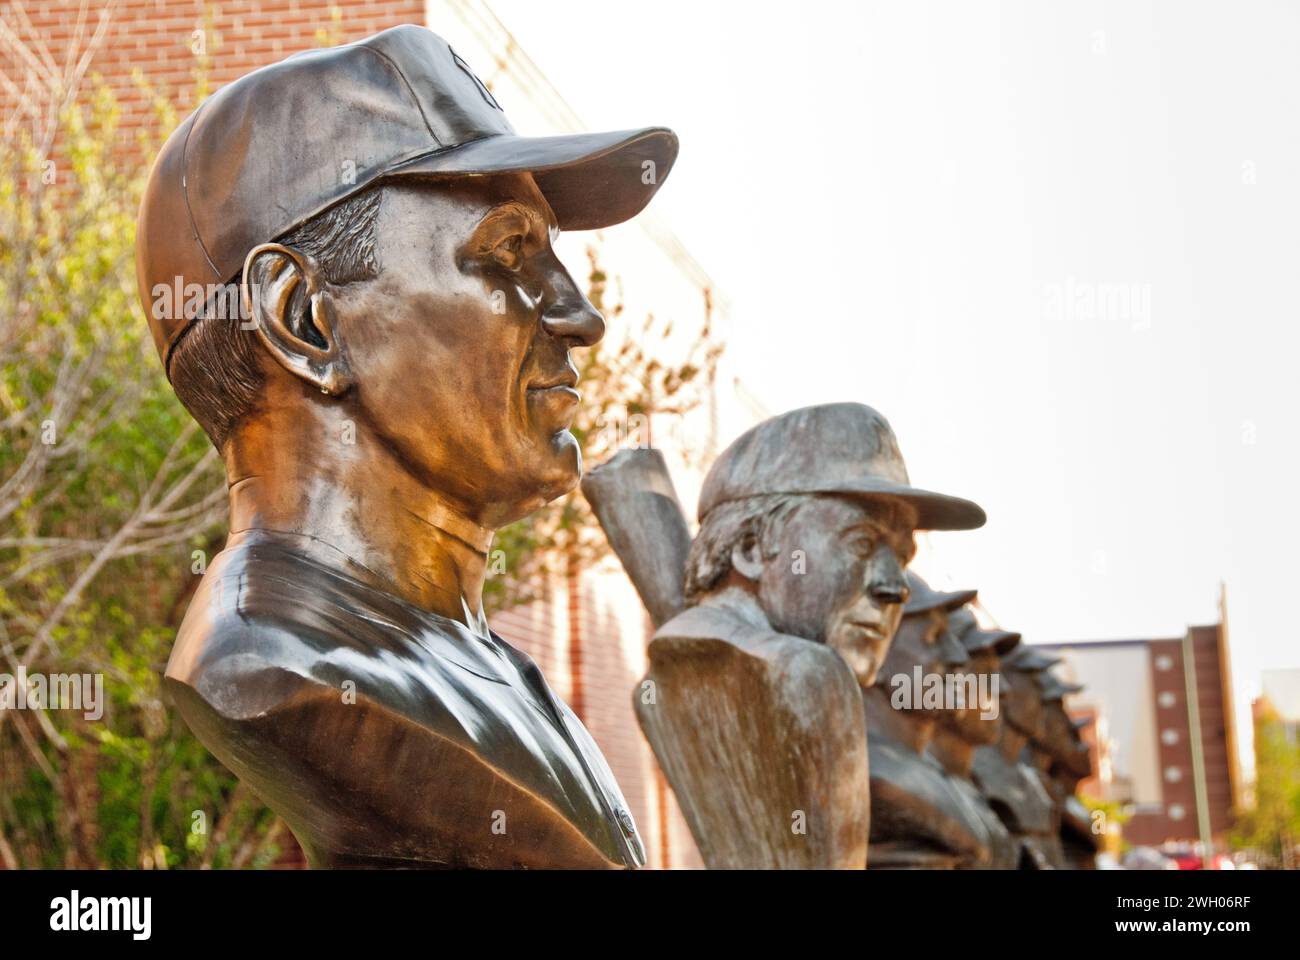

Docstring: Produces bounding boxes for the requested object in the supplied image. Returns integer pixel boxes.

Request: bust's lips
[527,369,579,391]
[846,620,887,642]
[526,372,581,426]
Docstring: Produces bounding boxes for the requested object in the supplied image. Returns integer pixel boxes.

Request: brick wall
[5,0,701,869]
[1,1,426,138]
[494,564,702,869]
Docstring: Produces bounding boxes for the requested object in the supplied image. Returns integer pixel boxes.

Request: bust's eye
[493,233,525,268]
[850,533,877,557]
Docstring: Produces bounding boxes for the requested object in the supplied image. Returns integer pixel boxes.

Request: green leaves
[0,64,256,869]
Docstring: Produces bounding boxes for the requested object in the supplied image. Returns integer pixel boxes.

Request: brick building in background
[1041,591,1242,851]
[8,0,756,868]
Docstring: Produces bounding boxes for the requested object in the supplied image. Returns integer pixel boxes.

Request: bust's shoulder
[163,533,639,869]
[970,747,1056,834]
[165,533,465,720]
[651,602,852,687]
[166,537,326,718]
[867,732,994,865]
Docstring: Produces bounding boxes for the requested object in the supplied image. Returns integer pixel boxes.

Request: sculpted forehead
[789,494,911,531]
[374,172,557,253]
[781,495,918,558]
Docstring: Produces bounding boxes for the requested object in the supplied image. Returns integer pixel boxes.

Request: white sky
[484,0,1300,714]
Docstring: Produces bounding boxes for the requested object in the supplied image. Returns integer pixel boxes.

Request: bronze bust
[634,404,986,868]
[924,606,1021,870]
[1034,673,1098,869]
[970,645,1069,869]
[865,576,1003,869]
[135,26,677,868]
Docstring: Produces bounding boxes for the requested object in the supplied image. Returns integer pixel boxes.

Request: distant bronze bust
[971,645,1069,869]
[925,607,1020,870]
[1033,672,1098,869]
[865,576,1006,869]
[636,404,986,868]
[135,26,677,868]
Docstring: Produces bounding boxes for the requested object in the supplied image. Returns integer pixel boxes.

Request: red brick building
[1041,611,1242,849]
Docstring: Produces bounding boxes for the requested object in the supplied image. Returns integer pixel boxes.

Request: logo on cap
[450,47,502,111]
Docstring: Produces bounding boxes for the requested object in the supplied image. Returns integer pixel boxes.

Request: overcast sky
[485,0,1300,714]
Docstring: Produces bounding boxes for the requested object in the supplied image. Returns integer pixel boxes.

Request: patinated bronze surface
[970,645,1070,869]
[136,26,676,868]
[1033,674,1099,869]
[865,577,1004,869]
[588,404,985,868]
[581,448,693,628]
[925,607,1020,869]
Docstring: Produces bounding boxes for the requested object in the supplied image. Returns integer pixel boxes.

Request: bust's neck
[863,685,936,754]
[999,723,1030,763]
[929,725,975,778]
[223,400,492,630]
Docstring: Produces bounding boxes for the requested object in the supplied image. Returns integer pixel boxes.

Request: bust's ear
[730,533,765,582]
[241,242,352,396]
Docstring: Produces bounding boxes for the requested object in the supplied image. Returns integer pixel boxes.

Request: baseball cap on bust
[946,607,1021,656]
[136,24,678,376]
[696,403,986,530]
[903,571,976,617]
[1003,645,1061,672]
[1037,673,1084,701]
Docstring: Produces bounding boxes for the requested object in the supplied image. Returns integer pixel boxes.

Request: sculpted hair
[683,494,804,602]
[168,184,385,448]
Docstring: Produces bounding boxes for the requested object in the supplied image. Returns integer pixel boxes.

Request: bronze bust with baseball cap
[1031,673,1096,868]
[922,606,1021,869]
[635,403,985,868]
[864,575,1007,868]
[137,25,676,868]
[970,646,1069,868]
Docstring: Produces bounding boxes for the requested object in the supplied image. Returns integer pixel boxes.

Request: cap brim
[831,479,987,531]
[1038,676,1084,700]
[963,628,1022,655]
[905,587,977,616]
[1004,646,1060,671]
[386,127,678,230]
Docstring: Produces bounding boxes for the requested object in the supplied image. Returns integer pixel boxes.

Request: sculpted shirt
[165,529,645,869]
[642,602,870,869]
[867,730,1014,869]
[971,744,1067,869]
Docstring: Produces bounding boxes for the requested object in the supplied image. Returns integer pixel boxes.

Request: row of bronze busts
[588,401,1100,869]
[141,26,1092,869]
[164,380,1094,868]
[869,582,1096,869]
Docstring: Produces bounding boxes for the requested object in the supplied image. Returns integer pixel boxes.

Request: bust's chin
[544,428,584,491]
[490,432,582,525]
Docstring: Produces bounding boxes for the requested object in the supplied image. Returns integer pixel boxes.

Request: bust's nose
[866,546,910,606]
[540,264,605,347]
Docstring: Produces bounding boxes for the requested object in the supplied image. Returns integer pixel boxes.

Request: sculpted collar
[407,497,494,554]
